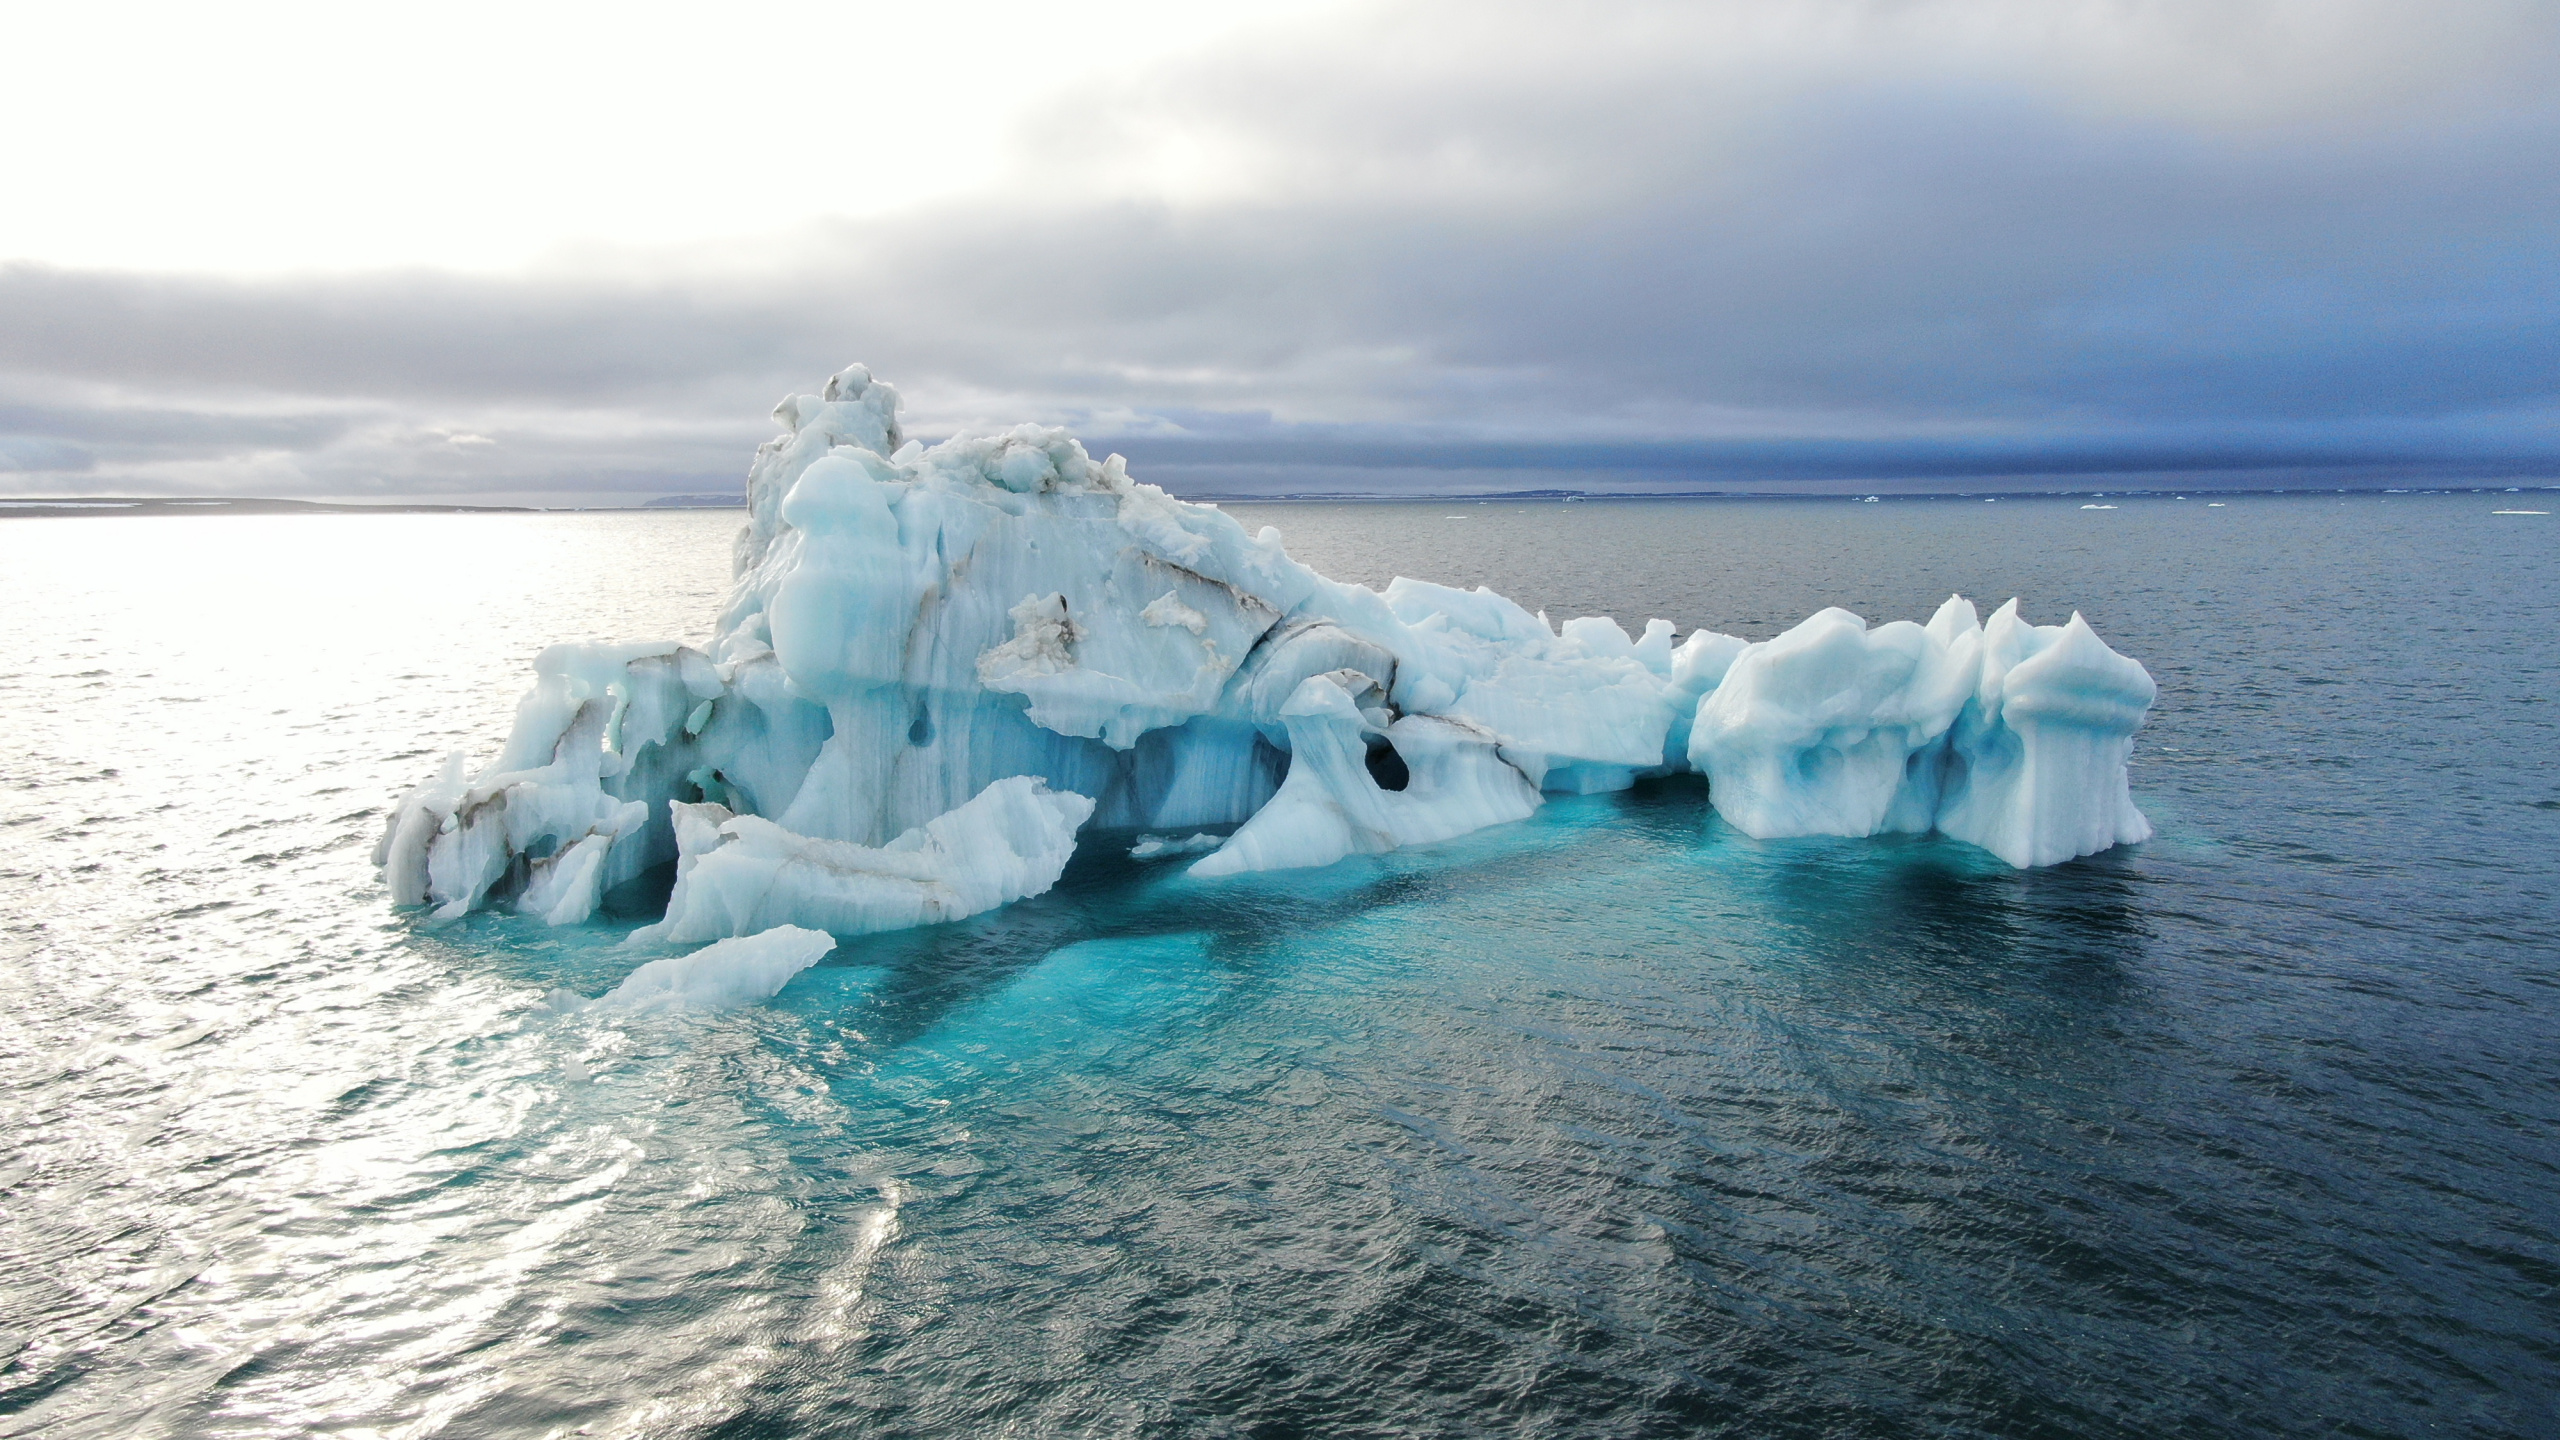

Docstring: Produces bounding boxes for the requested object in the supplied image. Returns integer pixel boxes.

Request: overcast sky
[4,0,2554,502]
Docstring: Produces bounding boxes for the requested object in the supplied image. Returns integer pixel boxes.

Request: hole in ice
[1791,746,1839,787]
[1364,736,1411,792]
[604,859,678,918]
[908,709,934,746]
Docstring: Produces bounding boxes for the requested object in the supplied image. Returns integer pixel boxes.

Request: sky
[3,0,2555,503]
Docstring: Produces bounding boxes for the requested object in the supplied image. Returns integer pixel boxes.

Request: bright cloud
[2,0,2554,502]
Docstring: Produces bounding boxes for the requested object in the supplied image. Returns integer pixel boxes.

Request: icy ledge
[377,364,2157,945]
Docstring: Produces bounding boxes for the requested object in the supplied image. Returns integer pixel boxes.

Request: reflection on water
[2,497,2555,1438]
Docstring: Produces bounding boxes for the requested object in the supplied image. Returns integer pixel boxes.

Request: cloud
[0,435,95,474]
[3,0,2556,501]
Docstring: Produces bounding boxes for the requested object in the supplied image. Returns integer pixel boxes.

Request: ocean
[1,494,2553,1437]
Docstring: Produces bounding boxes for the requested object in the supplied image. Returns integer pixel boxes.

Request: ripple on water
[1,498,2555,1438]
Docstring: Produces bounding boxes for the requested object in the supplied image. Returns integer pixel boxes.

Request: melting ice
[586,924,837,1010]
[378,365,2156,963]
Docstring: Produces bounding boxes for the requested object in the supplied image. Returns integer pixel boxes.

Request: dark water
[1,495,2553,1437]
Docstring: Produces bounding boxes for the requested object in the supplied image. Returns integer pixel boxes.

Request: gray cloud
[0,435,93,473]
[4,0,2556,501]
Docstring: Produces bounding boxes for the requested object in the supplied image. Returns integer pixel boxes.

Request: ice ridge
[377,363,2158,947]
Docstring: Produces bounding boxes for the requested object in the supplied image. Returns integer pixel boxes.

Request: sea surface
[1,494,2554,1438]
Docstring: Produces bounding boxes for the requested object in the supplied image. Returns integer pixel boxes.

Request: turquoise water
[2,496,2554,1436]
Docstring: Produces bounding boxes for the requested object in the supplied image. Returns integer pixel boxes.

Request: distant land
[642,493,751,509]
[3,483,2552,519]
[0,497,537,519]
[1169,484,2559,504]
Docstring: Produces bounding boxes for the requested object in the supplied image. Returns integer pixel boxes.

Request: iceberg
[1685,596,2156,866]
[377,363,2158,945]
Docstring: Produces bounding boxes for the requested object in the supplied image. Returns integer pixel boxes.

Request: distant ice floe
[378,363,2160,978]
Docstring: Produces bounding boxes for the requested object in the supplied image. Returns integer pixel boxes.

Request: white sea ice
[592,924,837,1010]
[379,362,2160,945]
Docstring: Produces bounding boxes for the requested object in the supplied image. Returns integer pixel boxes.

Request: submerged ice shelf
[378,365,2157,951]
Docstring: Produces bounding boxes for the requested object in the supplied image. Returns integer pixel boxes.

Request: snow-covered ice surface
[379,366,2156,942]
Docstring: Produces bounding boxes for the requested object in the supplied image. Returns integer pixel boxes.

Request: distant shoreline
[0,497,544,519]
[1,485,2551,519]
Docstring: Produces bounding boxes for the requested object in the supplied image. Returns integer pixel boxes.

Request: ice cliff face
[377,364,2158,942]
